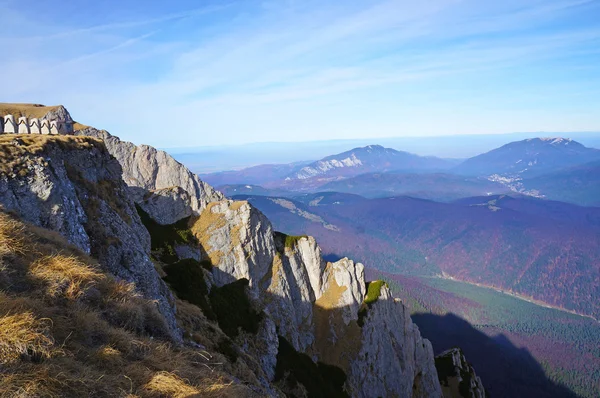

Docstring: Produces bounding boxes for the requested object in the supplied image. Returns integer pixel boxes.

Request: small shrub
[358,280,387,327]
[136,205,196,264]
[274,231,307,250]
[209,279,262,338]
[364,280,386,305]
[163,259,215,320]
[274,335,348,398]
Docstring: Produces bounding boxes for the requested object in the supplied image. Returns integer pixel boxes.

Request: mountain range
[2,102,598,397]
[453,137,600,177]
[233,193,600,321]
[0,103,488,397]
[205,138,600,206]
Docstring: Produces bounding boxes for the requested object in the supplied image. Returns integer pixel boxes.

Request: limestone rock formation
[192,198,443,397]
[0,135,180,341]
[193,200,275,288]
[351,285,440,397]
[76,127,223,223]
[0,104,485,397]
[436,348,486,398]
[138,186,194,225]
[40,104,74,124]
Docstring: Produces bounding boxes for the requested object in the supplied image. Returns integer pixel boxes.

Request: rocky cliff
[75,127,223,223]
[0,134,180,341]
[436,348,486,398]
[188,198,442,397]
[0,104,483,397]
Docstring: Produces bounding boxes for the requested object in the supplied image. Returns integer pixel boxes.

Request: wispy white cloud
[2,0,599,147]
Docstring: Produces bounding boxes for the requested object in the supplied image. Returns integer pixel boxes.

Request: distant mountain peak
[454,136,600,178]
[527,137,573,145]
[364,144,385,150]
[289,144,453,182]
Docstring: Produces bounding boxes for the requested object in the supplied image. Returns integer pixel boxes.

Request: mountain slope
[453,137,600,177]
[201,162,309,186]
[320,172,510,201]
[238,193,600,320]
[76,127,223,224]
[0,134,181,340]
[0,106,461,396]
[292,144,453,180]
[0,209,258,397]
[522,160,600,206]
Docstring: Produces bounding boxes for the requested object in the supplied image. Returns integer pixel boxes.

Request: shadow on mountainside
[411,312,578,398]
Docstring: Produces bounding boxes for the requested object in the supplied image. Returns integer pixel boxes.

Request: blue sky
[2,0,600,148]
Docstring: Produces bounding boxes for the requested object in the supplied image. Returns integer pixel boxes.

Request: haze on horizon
[2,0,600,148]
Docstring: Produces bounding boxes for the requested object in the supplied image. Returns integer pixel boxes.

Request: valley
[205,137,600,398]
[366,271,600,398]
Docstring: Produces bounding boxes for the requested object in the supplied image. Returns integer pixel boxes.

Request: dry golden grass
[0,103,61,119]
[0,210,258,397]
[0,134,103,175]
[72,122,88,131]
[0,214,27,256]
[0,312,54,364]
[143,372,200,397]
[30,255,102,299]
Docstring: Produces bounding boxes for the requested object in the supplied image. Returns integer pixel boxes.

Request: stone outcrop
[0,104,485,397]
[351,285,441,397]
[0,135,181,341]
[192,200,275,287]
[0,105,74,135]
[436,348,486,398]
[138,186,194,225]
[192,198,443,397]
[75,127,223,223]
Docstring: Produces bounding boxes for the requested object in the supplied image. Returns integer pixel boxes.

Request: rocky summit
[0,104,484,397]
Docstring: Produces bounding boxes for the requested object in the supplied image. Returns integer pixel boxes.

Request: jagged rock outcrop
[0,105,485,397]
[41,104,74,123]
[138,186,194,225]
[192,198,443,397]
[0,135,181,341]
[193,200,275,287]
[436,348,485,398]
[76,127,223,223]
[352,286,440,397]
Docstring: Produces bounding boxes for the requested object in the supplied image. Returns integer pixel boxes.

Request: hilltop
[0,106,486,397]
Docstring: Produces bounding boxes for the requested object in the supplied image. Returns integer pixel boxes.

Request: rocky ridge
[191,199,442,396]
[0,104,483,397]
[0,133,180,341]
[75,127,223,224]
[436,348,485,398]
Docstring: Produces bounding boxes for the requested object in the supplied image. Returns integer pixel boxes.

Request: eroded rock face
[192,200,275,288]
[195,199,442,397]
[436,348,485,398]
[262,234,326,353]
[350,286,442,397]
[41,105,73,123]
[138,186,194,225]
[76,127,223,223]
[0,136,181,341]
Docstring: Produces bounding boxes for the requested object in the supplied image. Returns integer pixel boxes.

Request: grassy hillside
[0,103,62,119]
[0,210,254,397]
[0,103,87,130]
[369,270,600,398]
